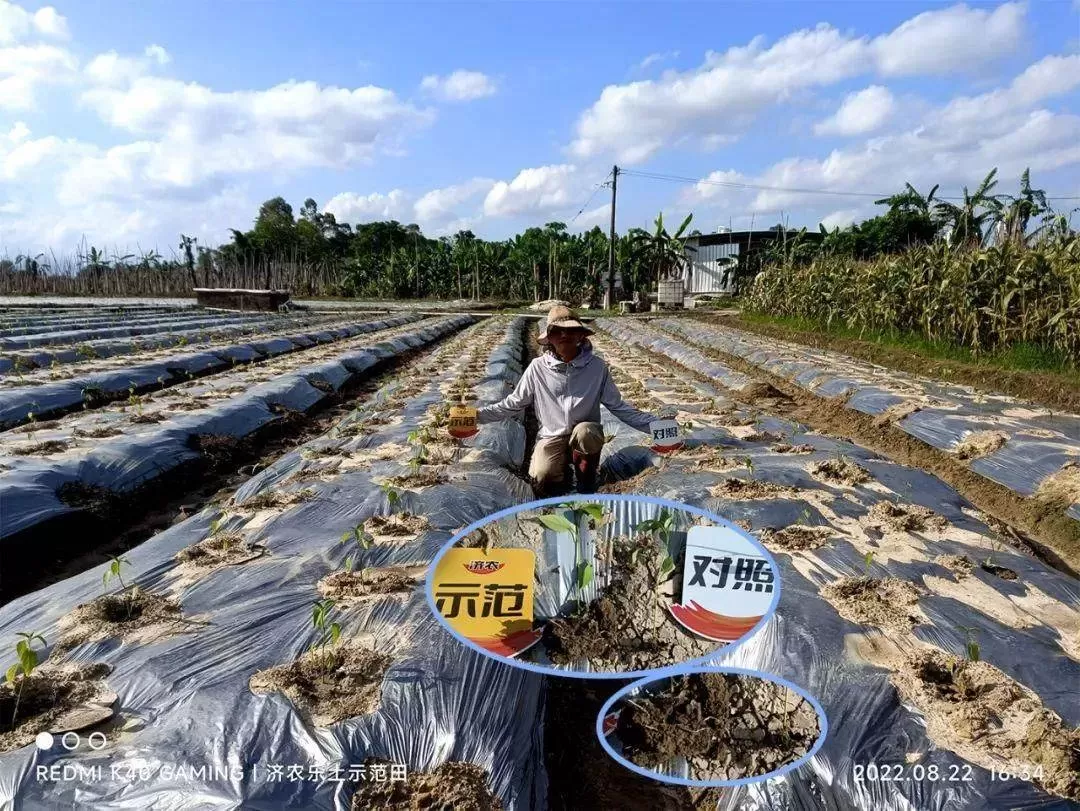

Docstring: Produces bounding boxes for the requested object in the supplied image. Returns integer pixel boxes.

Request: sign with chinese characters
[432,548,541,657]
[649,418,683,453]
[448,405,478,439]
[668,525,773,642]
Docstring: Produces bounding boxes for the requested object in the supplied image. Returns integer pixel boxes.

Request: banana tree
[998,168,1049,247]
[933,168,1004,247]
[630,212,695,286]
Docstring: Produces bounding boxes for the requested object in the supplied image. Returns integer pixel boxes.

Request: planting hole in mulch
[318,566,422,602]
[0,663,114,754]
[249,640,392,727]
[542,539,715,671]
[770,443,815,454]
[15,420,60,433]
[363,512,430,542]
[381,467,450,489]
[810,457,872,486]
[57,589,185,651]
[12,439,69,456]
[128,412,165,424]
[741,381,788,402]
[709,477,794,500]
[349,760,503,810]
[868,501,948,533]
[73,426,123,439]
[175,533,266,568]
[760,525,833,552]
[613,672,821,781]
[237,488,316,511]
[935,554,975,579]
[821,576,924,631]
[891,649,1080,801]
[981,561,1019,580]
[955,430,1008,460]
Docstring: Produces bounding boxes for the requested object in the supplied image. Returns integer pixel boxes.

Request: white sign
[649,418,682,452]
[668,525,774,641]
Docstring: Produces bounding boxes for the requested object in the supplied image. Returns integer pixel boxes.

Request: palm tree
[875,182,939,216]
[933,168,1004,247]
[630,212,695,286]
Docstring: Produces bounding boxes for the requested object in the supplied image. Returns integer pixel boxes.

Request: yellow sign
[432,548,541,657]
[448,405,478,439]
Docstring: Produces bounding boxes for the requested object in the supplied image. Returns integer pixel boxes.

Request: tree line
[1,167,1074,300]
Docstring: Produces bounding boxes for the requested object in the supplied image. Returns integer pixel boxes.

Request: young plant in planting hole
[103,555,140,620]
[862,551,875,576]
[379,482,402,512]
[743,455,755,480]
[309,599,342,669]
[340,525,374,578]
[5,631,47,728]
[637,507,678,585]
[959,626,981,662]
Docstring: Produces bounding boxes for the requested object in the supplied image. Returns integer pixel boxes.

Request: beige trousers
[528,421,605,485]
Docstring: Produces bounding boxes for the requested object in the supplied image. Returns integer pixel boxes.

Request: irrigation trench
[0,307,1077,808]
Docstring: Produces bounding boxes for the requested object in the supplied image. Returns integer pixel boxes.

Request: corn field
[744,235,1080,363]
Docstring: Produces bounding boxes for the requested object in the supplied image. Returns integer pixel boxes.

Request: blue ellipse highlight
[595,666,829,788]
[423,493,782,680]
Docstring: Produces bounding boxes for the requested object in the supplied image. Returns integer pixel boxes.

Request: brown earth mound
[821,576,923,630]
[350,760,502,810]
[760,525,833,552]
[0,663,113,754]
[175,534,265,568]
[810,457,872,486]
[318,567,418,601]
[616,672,820,780]
[249,642,392,727]
[935,554,974,579]
[363,512,430,541]
[770,443,815,454]
[955,431,1008,460]
[891,649,1079,801]
[710,477,795,500]
[869,501,948,533]
[57,589,184,650]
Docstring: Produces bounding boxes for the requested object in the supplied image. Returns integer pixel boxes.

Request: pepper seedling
[379,482,402,512]
[340,524,374,575]
[6,630,47,728]
[103,555,139,620]
[309,599,342,670]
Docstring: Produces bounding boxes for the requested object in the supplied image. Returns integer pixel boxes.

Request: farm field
[0,301,1078,809]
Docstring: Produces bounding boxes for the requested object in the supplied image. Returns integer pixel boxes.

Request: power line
[619,168,1080,202]
[569,171,613,223]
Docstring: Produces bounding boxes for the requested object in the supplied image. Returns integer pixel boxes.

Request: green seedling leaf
[659,555,676,579]
[531,514,577,535]
[578,562,595,590]
[574,503,606,522]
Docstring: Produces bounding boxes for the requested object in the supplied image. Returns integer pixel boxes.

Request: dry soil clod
[0,663,114,754]
[350,760,503,810]
[615,672,820,781]
[821,576,924,631]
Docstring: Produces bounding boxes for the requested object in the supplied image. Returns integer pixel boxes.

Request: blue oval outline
[595,666,829,787]
[423,493,782,680]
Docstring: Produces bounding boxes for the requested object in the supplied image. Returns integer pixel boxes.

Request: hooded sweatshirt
[477,343,656,438]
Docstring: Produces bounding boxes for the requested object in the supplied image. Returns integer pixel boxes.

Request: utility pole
[605,165,619,309]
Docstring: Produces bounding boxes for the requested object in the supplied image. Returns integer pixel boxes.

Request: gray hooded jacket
[477,344,656,438]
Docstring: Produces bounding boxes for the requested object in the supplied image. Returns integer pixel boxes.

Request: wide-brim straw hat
[537,305,595,343]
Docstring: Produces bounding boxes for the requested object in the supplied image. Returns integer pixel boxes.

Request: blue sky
[1,0,1079,257]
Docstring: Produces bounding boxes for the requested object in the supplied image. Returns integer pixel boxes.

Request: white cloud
[0,43,78,109]
[413,177,495,223]
[84,46,171,86]
[871,3,1025,77]
[682,53,1080,226]
[324,190,411,224]
[570,3,1027,163]
[819,208,861,229]
[66,73,434,202]
[637,51,679,71]
[483,164,578,217]
[0,1,68,44]
[420,69,497,102]
[814,85,895,136]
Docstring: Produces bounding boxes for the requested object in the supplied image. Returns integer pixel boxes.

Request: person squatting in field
[477,306,665,495]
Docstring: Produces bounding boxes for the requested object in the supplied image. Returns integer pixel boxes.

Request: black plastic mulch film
[0,311,1077,809]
